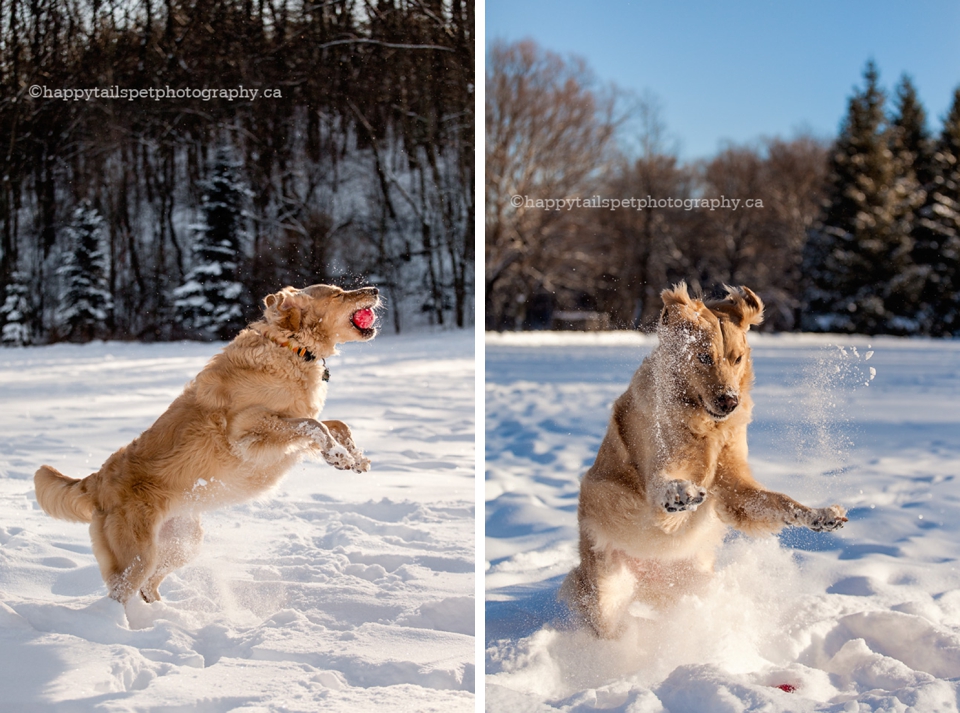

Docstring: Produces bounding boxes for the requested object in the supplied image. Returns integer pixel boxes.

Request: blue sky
[485,0,960,160]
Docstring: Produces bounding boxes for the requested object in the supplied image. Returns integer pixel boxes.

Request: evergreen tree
[173,148,249,340]
[56,203,113,342]
[891,76,936,189]
[912,88,960,335]
[885,75,931,327]
[802,62,913,334]
[0,272,32,346]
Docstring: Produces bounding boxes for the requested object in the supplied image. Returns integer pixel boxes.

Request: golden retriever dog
[561,282,847,638]
[34,284,380,605]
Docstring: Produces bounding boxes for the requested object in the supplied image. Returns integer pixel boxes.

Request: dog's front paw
[352,455,371,473]
[323,444,357,471]
[661,479,707,513]
[807,505,847,532]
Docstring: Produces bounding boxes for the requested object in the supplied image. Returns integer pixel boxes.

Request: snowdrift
[0,331,474,711]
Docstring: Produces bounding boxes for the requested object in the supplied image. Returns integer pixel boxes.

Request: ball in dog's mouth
[351,308,376,331]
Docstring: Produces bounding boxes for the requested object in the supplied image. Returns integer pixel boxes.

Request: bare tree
[595,93,699,328]
[756,136,829,329]
[485,39,620,329]
[693,136,827,330]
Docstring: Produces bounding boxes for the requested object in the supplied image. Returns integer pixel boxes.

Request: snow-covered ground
[0,330,474,712]
[486,331,960,712]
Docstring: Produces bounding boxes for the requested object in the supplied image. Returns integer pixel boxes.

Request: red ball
[775,684,796,693]
[352,308,375,330]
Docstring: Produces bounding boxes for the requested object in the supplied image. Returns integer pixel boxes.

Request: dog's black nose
[716,393,739,414]
[367,287,379,296]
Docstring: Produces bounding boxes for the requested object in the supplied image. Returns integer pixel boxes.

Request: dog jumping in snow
[561,282,846,638]
[35,284,379,605]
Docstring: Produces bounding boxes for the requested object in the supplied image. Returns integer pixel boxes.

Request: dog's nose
[716,393,739,414]
[367,287,379,296]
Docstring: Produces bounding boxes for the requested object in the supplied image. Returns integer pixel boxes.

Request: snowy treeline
[0,0,474,344]
[803,62,960,336]
[486,42,960,336]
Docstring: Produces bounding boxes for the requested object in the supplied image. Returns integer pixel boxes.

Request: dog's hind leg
[590,555,637,638]
[140,515,203,603]
[90,510,121,593]
[567,545,636,639]
[98,508,161,604]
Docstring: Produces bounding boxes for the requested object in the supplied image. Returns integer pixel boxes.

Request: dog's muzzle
[713,392,739,416]
[704,392,740,420]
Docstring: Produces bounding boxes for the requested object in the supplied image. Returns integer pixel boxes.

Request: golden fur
[561,282,847,638]
[35,284,380,604]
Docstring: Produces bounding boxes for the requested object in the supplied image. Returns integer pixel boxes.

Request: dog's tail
[34,465,96,523]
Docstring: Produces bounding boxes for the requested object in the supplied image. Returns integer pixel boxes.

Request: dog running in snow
[561,282,847,638]
[35,284,380,605]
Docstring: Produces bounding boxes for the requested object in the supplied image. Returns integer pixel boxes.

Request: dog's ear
[659,281,703,327]
[263,287,303,332]
[708,285,764,330]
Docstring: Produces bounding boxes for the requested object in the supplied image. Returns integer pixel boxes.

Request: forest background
[0,0,474,344]
[485,40,960,336]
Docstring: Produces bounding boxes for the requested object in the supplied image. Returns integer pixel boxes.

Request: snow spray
[785,342,876,495]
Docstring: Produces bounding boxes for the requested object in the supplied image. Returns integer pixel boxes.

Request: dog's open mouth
[351,308,377,337]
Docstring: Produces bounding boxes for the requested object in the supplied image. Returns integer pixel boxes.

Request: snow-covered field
[0,330,474,712]
[486,331,960,712]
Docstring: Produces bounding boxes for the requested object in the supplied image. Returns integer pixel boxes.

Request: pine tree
[173,148,249,340]
[912,87,960,335]
[56,203,113,342]
[891,76,936,189]
[885,75,931,329]
[0,272,32,346]
[802,62,912,333]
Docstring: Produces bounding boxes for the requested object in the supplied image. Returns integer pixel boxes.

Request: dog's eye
[735,355,743,365]
[697,353,713,366]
